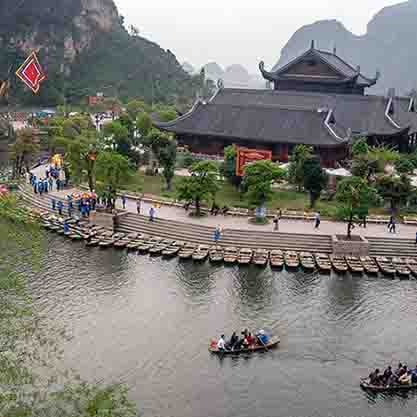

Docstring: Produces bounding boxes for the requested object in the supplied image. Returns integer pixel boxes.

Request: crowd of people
[29,166,64,195]
[368,363,417,386]
[214,329,270,352]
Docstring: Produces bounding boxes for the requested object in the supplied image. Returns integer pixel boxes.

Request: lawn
[119,172,417,218]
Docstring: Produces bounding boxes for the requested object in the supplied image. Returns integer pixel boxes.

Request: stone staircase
[19,184,416,257]
[367,236,417,258]
[117,213,333,252]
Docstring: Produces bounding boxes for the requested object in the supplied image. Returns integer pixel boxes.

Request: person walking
[48,177,53,192]
[51,198,56,211]
[314,211,321,229]
[149,206,155,222]
[388,215,396,234]
[136,198,141,215]
[213,226,222,244]
[121,194,127,210]
[273,211,281,232]
[57,200,63,216]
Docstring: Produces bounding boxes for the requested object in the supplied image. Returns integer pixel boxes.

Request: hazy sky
[115,0,401,73]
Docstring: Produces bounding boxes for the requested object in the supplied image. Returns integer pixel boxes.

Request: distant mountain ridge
[0,0,192,105]
[276,0,417,95]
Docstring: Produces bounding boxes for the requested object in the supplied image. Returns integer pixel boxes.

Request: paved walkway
[31,164,417,239]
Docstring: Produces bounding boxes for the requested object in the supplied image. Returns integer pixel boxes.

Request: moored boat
[224,247,238,264]
[330,256,348,274]
[238,248,253,265]
[270,250,284,268]
[192,245,210,262]
[253,249,269,267]
[178,243,197,260]
[209,246,224,263]
[149,239,174,256]
[346,256,364,274]
[284,251,300,269]
[375,257,396,277]
[406,258,417,277]
[209,336,280,355]
[162,241,184,258]
[392,257,411,278]
[300,252,315,271]
[360,257,380,275]
[315,253,332,273]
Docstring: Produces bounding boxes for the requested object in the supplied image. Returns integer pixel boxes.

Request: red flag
[15,51,46,94]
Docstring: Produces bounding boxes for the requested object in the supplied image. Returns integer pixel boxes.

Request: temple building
[155,42,417,167]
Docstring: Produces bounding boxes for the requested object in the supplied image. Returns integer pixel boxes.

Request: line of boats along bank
[38,213,417,278]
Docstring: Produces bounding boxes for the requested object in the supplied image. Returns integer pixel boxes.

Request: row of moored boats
[39,215,417,276]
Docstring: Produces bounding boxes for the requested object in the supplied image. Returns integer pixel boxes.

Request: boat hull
[209,337,280,355]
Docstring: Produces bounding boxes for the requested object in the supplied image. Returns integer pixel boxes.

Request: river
[20,232,417,417]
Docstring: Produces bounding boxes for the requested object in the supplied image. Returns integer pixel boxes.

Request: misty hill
[0,0,192,106]
[276,0,417,95]
[203,62,264,89]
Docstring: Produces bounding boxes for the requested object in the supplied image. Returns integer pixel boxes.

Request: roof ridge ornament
[217,78,224,89]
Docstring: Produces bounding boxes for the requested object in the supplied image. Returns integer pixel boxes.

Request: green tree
[303,157,327,208]
[9,128,40,178]
[136,112,153,138]
[395,157,415,176]
[102,120,131,156]
[243,160,285,214]
[220,145,241,188]
[368,144,400,172]
[96,151,131,201]
[351,153,379,180]
[126,99,147,119]
[336,176,381,238]
[157,107,177,122]
[351,137,369,157]
[375,174,413,211]
[288,145,313,191]
[177,161,219,216]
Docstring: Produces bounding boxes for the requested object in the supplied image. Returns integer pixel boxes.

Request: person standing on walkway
[149,206,155,222]
[48,177,53,191]
[57,200,63,216]
[213,226,222,244]
[51,198,56,211]
[388,216,396,233]
[314,211,321,229]
[136,198,141,215]
[121,194,127,210]
[273,210,281,232]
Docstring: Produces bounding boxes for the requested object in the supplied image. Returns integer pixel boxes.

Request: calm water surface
[26,233,417,417]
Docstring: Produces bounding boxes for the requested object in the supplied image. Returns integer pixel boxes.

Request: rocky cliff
[277,0,417,95]
[0,0,192,105]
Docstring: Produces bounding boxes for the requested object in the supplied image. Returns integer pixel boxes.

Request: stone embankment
[17,184,417,258]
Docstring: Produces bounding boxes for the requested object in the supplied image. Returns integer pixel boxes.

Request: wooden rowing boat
[224,247,238,264]
[284,251,300,269]
[406,258,417,277]
[149,239,175,256]
[209,336,280,355]
[238,248,253,265]
[392,257,411,278]
[346,256,364,274]
[178,243,197,260]
[209,246,224,263]
[375,257,396,276]
[330,256,348,273]
[253,249,269,267]
[162,241,184,258]
[270,250,284,268]
[192,245,210,261]
[315,253,332,273]
[300,252,315,271]
[360,257,380,275]
[360,378,417,392]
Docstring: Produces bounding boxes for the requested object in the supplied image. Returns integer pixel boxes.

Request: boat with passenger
[209,329,280,355]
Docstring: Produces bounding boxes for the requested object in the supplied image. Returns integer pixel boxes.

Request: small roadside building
[156,42,417,167]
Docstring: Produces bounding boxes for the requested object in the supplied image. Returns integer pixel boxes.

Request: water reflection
[12,234,417,417]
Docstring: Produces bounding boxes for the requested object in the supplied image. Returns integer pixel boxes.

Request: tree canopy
[302,157,327,208]
[176,161,219,216]
[288,145,313,191]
